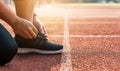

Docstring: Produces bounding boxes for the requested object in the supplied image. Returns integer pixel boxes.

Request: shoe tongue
[33,34,48,48]
[37,34,48,41]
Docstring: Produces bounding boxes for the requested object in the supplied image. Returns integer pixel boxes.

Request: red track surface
[0,5,120,71]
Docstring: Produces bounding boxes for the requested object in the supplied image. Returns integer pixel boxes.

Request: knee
[0,41,18,66]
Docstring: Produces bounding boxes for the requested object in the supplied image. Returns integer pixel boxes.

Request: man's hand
[33,15,48,38]
[13,17,38,39]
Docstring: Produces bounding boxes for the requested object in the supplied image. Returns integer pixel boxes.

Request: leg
[0,24,18,66]
[14,0,35,22]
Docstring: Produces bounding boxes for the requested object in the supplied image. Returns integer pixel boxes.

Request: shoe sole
[17,48,63,54]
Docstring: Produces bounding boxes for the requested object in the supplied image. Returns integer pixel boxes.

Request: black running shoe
[15,34,63,54]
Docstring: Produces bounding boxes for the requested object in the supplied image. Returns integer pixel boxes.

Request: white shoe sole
[17,48,63,54]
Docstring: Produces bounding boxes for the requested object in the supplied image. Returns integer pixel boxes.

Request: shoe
[15,34,63,54]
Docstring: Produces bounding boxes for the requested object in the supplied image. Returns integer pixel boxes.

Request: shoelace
[34,34,48,48]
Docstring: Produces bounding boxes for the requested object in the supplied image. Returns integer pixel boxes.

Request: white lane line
[43,21,120,24]
[68,35,120,38]
[48,35,120,38]
[60,10,72,71]
[68,22,120,24]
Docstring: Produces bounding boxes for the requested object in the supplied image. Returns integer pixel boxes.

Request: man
[0,0,63,66]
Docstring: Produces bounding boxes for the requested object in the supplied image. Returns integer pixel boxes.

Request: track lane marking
[43,21,120,24]
[60,10,72,71]
[48,35,120,38]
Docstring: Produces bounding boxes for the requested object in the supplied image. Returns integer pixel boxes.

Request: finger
[24,31,33,39]
[41,26,46,35]
[42,26,48,37]
[32,26,38,35]
[38,26,48,37]
[38,26,45,35]
[21,33,28,39]
[28,28,36,38]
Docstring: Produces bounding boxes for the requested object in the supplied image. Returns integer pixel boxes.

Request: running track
[0,4,120,71]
